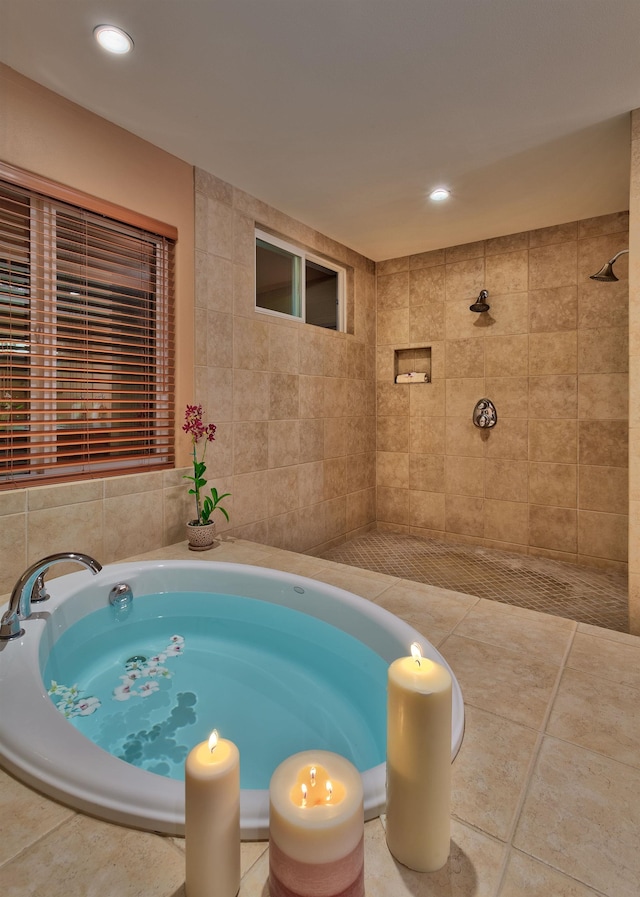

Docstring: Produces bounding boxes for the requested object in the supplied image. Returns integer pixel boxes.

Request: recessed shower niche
[394,347,431,384]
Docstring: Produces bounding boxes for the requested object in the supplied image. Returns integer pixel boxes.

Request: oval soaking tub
[0,560,464,838]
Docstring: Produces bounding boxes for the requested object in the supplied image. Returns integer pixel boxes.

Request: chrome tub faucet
[0,552,102,641]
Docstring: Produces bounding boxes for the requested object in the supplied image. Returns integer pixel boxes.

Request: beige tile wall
[629,109,640,633]
[194,168,377,555]
[0,470,195,595]
[0,171,376,598]
[376,212,630,572]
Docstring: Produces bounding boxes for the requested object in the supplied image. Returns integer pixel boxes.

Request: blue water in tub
[42,591,387,789]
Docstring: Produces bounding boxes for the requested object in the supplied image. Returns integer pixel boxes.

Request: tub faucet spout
[0,552,102,641]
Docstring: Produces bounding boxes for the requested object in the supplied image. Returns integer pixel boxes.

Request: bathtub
[0,560,464,838]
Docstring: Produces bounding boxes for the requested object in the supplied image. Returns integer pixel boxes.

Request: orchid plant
[182,404,230,526]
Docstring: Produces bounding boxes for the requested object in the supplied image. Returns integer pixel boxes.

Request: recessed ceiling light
[94,25,134,55]
[429,187,450,202]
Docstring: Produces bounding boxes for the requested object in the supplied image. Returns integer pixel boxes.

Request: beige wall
[376,212,630,573]
[193,169,377,553]
[629,109,640,633]
[0,65,196,594]
[0,64,195,431]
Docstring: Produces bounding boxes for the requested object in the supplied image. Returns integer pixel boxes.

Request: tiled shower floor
[320,531,629,632]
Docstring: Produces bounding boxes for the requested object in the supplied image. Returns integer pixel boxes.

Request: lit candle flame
[208,729,219,753]
[310,766,317,787]
[301,783,308,807]
[410,642,423,667]
[326,780,333,802]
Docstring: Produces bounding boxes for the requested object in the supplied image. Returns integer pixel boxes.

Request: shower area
[338,212,631,631]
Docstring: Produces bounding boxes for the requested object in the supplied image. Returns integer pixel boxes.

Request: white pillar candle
[269,750,364,897]
[386,643,452,872]
[185,730,240,897]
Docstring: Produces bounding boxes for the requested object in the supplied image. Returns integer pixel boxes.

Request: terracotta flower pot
[186,520,217,551]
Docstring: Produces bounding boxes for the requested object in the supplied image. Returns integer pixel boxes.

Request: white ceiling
[2,0,640,261]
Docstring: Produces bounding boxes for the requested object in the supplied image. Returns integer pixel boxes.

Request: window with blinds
[0,164,175,486]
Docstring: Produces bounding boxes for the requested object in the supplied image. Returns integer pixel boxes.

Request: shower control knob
[473,398,497,429]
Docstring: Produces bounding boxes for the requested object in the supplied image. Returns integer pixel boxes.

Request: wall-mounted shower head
[590,248,629,282]
[469,289,490,313]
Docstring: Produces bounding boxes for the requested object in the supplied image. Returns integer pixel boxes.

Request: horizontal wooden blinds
[0,171,175,486]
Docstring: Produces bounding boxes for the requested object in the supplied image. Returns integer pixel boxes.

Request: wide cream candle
[185,730,240,897]
[386,643,452,872]
[269,750,364,897]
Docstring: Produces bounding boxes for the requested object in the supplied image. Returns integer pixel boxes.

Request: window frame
[255,228,346,331]
[0,161,176,488]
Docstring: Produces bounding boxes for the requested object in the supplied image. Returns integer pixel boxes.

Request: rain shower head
[469,289,490,313]
[590,248,629,282]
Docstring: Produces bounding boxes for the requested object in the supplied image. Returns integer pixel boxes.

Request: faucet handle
[31,573,50,604]
[0,610,25,640]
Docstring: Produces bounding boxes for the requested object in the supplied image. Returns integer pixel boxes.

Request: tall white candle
[269,750,364,897]
[386,643,452,872]
[185,730,240,897]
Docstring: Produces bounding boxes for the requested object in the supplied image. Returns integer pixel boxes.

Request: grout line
[501,622,578,851]
[0,810,77,869]
[495,847,611,897]
[239,842,269,881]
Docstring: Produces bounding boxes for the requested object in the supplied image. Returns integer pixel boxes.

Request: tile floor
[320,531,629,632]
